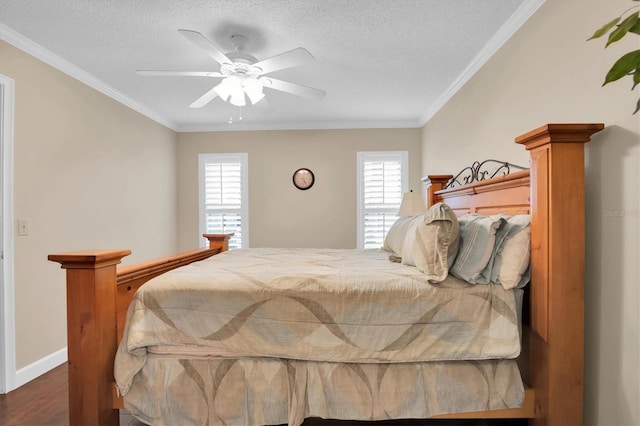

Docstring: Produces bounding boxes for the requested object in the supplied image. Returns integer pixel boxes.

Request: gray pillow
[476,214,511,284]
[450,214,506,284]
[402,203,459,282]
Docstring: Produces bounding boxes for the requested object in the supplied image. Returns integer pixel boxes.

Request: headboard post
[516,123,604,425]
[423,175,453,207]
[48,249,131,426]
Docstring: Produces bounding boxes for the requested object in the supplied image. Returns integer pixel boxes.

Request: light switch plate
[18,219,29,236]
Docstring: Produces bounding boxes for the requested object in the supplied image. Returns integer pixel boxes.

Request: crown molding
[177,118,422,133]
[419,0,546,126]
[0,23,178,131]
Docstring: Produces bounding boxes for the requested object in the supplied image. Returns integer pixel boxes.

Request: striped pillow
[450,214,506,284]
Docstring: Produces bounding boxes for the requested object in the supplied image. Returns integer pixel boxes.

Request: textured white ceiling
[0,0,542,131]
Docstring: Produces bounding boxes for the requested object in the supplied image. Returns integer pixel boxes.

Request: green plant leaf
[630,19,640,34]
[634,68,640,90]
[634,97,640,115]
[606,12,639,46]
[588,17,621,40]
[604,50,640,85]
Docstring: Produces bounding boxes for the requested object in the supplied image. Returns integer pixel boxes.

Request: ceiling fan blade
[252,47,314,75]
[178,29,233,66]
[262,78,326,100]
[189,86,220,108]
[137,70,224,77]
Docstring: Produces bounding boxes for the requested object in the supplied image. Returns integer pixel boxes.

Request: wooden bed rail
[48,234,233,426]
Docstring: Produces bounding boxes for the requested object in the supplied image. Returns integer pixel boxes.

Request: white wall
[177,128,422,250]
[0,40,178,371]
[421,0,639,424]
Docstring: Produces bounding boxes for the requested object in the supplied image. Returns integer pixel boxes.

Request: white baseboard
[14,347,67,389]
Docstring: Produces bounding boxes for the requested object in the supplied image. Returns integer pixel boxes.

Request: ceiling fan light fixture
[213,77,233,101]
[229,88,246,107]
[215,75,249,106]
[244,78,265,105]
[247,91,265,105]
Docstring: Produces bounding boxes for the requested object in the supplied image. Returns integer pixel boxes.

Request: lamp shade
[398,191,426,216]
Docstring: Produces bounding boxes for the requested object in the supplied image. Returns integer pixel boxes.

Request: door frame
[0,74,16,393]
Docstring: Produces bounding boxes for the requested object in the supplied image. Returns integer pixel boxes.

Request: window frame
[198,152,249,249]
[356,151,409,249]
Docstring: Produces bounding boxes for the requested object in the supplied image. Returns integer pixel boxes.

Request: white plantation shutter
[199,153,248,249]
[357,152,408,249]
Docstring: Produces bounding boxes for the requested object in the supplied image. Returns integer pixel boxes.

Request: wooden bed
[48,123,603,426]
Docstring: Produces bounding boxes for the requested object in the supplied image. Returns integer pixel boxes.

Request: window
[357,151,408,249]
[199,153,248,249]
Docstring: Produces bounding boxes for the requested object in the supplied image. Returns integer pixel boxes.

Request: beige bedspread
[123,356,524,426]
[115,248,521,392]
[115,248,524,425]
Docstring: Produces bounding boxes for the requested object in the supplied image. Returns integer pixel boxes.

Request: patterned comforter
[115,248,524,424]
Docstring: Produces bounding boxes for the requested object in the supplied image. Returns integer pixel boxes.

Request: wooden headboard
[425,123,604,425]
[426,169,530,216]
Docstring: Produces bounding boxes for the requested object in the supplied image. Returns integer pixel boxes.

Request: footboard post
[203,233,234,252]
[49,249,131,426]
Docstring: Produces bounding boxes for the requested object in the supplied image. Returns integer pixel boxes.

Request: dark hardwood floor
[0,363,526,426]
[0,363,140,426]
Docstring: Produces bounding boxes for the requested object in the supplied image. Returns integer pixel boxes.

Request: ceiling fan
[137,29,326,110]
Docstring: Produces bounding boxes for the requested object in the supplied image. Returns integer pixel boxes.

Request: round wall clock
[292,168,315,190]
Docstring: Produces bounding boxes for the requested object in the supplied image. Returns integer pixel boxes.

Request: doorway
[0,74,15,393]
